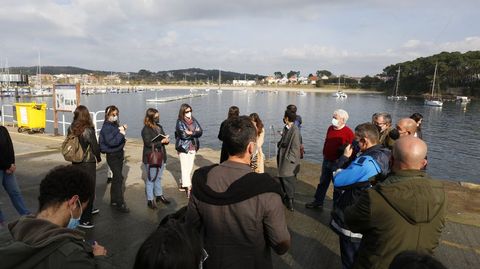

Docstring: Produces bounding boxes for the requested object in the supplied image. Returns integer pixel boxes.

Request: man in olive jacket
[345,136,446,269]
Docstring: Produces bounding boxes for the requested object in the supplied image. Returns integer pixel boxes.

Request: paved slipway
[1,129,479,269]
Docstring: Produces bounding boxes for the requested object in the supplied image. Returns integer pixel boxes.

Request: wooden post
[53,84,59,136]
[76,83,81,105]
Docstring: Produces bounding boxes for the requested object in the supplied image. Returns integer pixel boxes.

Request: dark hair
[227,106,240,119]
[355,122,380,144]
[38,165,94,212]
[223,116,257,157]
[178,103,192,121]
[389,251,447,269]
[144,108,159,129]
[249,113,264,135]
[72,105,93,136]
[410,113,423,123]
[286,104,297,113]
[104,105,119,121]
[133,219,203,269]
[284,110,296,122]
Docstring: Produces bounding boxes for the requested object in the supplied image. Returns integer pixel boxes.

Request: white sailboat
[387,67,407,100]
[424,62,443,107]
[216,69,222,93]
[332,77,347,98]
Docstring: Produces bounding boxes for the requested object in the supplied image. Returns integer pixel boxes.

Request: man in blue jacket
[330,123,391,269]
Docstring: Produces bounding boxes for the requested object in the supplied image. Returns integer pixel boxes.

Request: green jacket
[0,216,113,269]
[344,170,446,269]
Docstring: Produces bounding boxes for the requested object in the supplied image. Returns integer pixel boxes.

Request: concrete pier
[1,129,479,269]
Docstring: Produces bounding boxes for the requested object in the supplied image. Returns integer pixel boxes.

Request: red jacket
[322,125,354,161]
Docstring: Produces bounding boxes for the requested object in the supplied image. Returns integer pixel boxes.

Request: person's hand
[119,129,126,135]
[92,241,108,256]
[161,137,169,144]
[122,124,128,130]
[185,130,193,135]
[343,144,353,158]
[6,164,16,174]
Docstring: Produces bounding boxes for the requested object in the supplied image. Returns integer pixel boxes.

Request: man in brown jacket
[345,136,446,269]
[186,116,290,269]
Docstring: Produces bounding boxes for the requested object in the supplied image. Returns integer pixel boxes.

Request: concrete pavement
[1,129,479,269]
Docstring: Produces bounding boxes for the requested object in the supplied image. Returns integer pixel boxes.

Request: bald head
[393,136,428,171]
[396,118,417,137]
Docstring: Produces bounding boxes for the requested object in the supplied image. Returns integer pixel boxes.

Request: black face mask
[154,118,160,124]
[351,140,361,153]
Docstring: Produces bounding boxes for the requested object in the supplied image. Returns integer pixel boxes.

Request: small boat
[297,90,306,96]
[456,96,471,103]
[332,91,347,98]
[205,88,210,92]
[387,67,407,100]
[216,89,223,94]
[424,62,443,107]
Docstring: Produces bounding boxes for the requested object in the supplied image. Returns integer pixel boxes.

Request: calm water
[2,89,479,183]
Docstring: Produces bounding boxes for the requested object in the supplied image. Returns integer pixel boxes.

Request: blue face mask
[67,200,82,229]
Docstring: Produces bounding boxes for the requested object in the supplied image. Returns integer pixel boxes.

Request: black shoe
[114,203,130,213]
[91,208,100,215]
[156,195,171,205]
[147,200,157,209]
[305,200,323,209]
[286,199,294,212]
[107,177,112,184]
[78,221,95,229]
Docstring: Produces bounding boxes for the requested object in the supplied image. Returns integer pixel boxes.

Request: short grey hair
[334,109,349,122]
[372,112,392,124]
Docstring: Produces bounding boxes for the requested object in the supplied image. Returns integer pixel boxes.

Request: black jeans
[339,235,361,269]
[280,176,296,199]
[73,162,96,222]
[106,150,125,205]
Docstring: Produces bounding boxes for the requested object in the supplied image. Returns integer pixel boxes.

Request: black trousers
[106,150,125,205]
[73,162,96,222]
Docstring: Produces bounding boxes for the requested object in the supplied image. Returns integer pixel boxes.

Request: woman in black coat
[142,108,170,209]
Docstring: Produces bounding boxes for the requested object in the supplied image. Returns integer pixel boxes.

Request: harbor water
[2,89,479,183]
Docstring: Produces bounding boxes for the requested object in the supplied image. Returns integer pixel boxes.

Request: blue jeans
[1,170,30,222]
[144,163,165,201]
[314,160,336,204]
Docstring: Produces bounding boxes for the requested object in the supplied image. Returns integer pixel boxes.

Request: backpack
[61,134,85,162]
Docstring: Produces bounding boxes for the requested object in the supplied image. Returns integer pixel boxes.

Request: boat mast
[431,62,438,97]
[218,69,221,89]
[395,66,400,96]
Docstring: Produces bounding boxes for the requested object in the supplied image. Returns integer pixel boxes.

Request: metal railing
[1,104,104,136]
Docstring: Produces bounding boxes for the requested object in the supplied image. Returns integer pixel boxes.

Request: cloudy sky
[0,0,479,76]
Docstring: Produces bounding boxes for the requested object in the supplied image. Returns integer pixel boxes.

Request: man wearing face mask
[329,123,391,269]
[306,109,354,210]
[0,165,113,269]
[372,112,396,149]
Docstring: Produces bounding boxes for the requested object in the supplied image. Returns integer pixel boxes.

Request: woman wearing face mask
[175,103,203,198]
[141,108,171,209]
[99,105,129,213]
[68,105,102,229]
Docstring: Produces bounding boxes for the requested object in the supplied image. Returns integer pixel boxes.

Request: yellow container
[14,102,47,133]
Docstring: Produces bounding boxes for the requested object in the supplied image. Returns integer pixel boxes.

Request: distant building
[232,79,256,86]
[0,74,29,86]
[308,75,318,85]
[103,74,121,84]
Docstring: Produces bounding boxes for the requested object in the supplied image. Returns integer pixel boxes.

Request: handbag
[147,144,163,181]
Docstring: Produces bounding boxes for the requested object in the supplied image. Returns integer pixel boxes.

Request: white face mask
[331,118,340,127]
[110,115,118,122]
[185,112,192,119]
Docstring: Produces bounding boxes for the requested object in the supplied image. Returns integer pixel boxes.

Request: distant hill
[9,66,110,76]
[8,66,266,83]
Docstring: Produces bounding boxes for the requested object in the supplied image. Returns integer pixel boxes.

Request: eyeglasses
[374,121,387,126]
[185,110,192,113]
